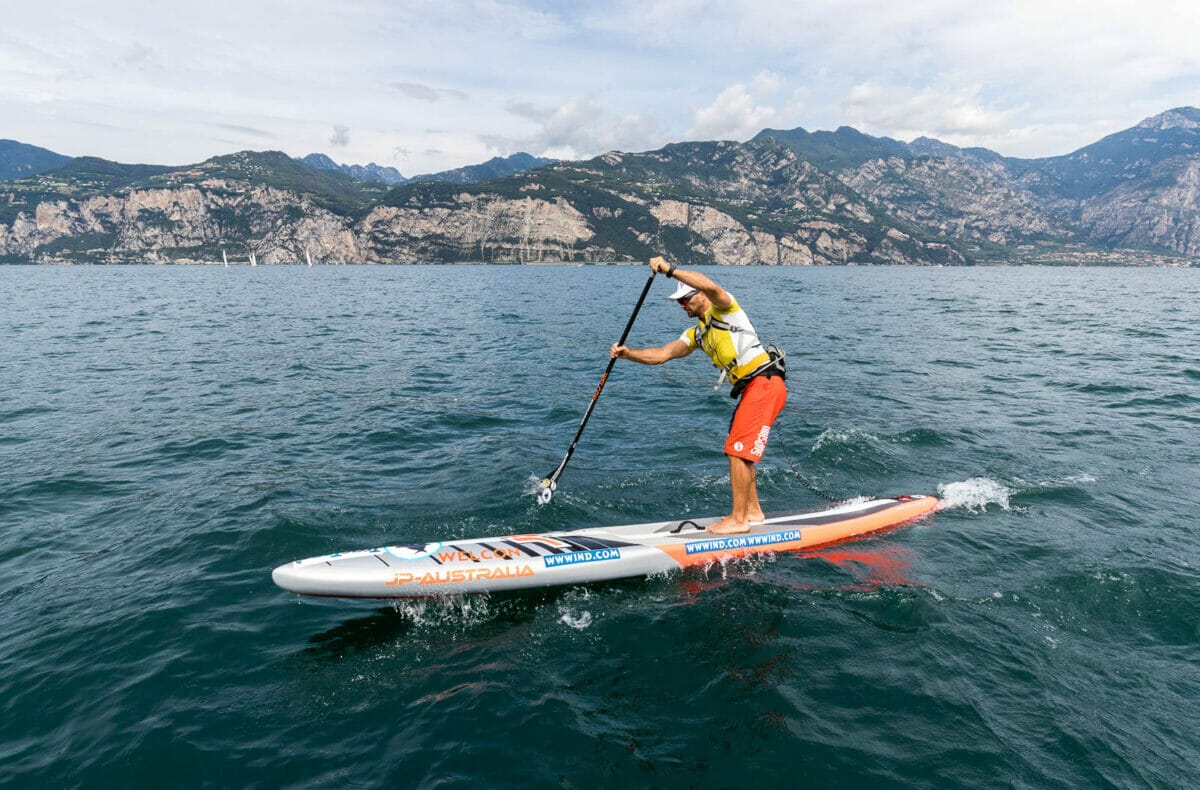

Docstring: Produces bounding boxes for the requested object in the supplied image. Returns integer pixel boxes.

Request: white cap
[667,282,700,301]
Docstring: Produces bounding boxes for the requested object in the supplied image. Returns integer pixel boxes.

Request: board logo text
[543,548,621,568]
[684,529,802,555]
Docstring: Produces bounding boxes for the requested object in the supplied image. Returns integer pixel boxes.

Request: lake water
[1,264,1197,787]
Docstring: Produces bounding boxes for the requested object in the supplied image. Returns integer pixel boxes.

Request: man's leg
[708,455,759,534]
[710,376,787,534]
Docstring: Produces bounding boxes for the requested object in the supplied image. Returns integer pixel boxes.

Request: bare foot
[707,516,751,534]
[748,511,765,524]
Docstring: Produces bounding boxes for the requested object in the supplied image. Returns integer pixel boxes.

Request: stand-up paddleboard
[272,495,938,598]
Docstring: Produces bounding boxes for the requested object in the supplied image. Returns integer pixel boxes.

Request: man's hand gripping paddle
[537,270,658,505]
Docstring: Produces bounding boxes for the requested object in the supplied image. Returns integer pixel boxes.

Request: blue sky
[3,0,1198,175]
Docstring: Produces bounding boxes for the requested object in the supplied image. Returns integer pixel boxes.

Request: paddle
[537,269,658,504]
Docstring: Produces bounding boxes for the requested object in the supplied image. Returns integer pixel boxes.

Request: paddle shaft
[540,270,657,498]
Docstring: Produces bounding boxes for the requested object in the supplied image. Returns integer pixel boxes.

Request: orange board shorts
[724,375,787,462]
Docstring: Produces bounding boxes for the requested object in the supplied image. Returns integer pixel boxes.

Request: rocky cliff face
[839,156,1075,246]
[554,140,962,265]
[0,185,603,264]
[0,184,362,263]
[1078,157,1200,254]
[357,193,594,262]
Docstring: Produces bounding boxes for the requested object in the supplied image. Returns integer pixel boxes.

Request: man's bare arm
[611,339,693,365]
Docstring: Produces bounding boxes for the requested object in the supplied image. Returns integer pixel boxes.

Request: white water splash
[936,477,1012,512]
[559,611,593,630]
[389,594,494,627]
[523,473,550,498]
[812,427,878,452]
[522,472,588,507]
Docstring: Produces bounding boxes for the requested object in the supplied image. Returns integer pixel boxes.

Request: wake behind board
[272,495,937,598]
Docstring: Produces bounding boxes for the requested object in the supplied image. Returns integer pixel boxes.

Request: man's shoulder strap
[704,314,741,332]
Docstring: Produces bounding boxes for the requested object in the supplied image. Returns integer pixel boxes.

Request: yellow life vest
[681,295,771,385]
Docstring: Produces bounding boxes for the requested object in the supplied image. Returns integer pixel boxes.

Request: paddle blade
[537,478,555,505]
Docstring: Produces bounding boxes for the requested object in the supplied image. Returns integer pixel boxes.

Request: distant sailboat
[306,248,313,267]
[222,249,228,268]
[250,252,257,267]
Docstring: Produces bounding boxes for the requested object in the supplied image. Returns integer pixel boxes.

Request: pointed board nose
[271,560,348,595]
[271,561,308,594]
[271,552,395,598]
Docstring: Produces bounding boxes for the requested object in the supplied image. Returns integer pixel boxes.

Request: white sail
[306,248,313,267]
[222,249,228,267]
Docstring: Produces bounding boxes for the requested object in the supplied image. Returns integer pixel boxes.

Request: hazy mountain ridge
[299,154,407,186]
[406,152,556,184]
[2,108,1198,264]
[0,140,71,181]
[297,151,555,186]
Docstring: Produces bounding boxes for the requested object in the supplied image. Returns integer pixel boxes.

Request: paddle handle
[538,270,657,503]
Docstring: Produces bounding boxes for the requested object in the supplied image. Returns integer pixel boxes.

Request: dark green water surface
[1,264,1197,787]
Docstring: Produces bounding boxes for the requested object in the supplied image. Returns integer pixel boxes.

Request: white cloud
[593,0,1200,155]
[687,72,788,141]
[390,82,468,102]
[1,0,1199,169]
[688,84,777,141]
[750,70,784,96]
[118,41,154,70]
[329,125,351,148]
[842,83,1019,140]
[212,123,276,139]
[504,97,664,159]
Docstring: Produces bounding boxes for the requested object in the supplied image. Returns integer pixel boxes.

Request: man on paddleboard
[610,256,787,534]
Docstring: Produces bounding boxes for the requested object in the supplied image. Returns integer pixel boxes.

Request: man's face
[677,290,706,317]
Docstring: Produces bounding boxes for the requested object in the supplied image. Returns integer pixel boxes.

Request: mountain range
[298,152,555,186]
[2,108,1198,265]
[298,154,407,185]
